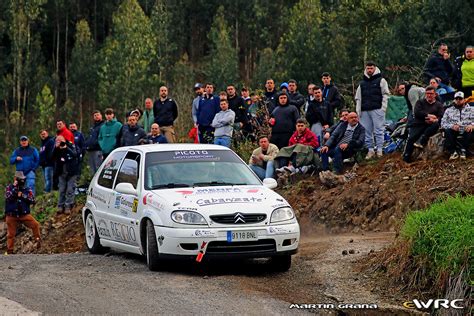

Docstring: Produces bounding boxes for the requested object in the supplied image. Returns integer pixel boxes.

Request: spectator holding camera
[4,171,41,254]
[53,135,79,215]
[441,91,474,160]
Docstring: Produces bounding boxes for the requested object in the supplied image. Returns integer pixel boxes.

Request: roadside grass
[400,194,473,286]
[367,194,473,311]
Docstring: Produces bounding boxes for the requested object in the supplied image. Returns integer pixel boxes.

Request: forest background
[0,0,473,198]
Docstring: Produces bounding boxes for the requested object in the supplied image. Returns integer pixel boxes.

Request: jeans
[88,150,103,174]
[311,123,323,145]
[360,109,385,151]
[42,166,54,193]
[58,174,77,209]
[24,170,36,196]
[444,129,472,153]
[214,136,231,148]
[249,160,274,180]
[403,123,440,160]
[321,147,355,174]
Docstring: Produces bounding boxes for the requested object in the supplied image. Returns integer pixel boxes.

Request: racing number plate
[227,231,258,242]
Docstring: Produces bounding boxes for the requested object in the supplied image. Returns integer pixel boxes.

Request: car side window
[97,151,126,189]
[115,152,141,189]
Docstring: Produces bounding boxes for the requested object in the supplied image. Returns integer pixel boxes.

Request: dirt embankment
[280,154,474,234]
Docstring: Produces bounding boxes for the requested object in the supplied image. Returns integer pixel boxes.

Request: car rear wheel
[85,212,104,254]
[270,254,291,272]
[146,220,161,271]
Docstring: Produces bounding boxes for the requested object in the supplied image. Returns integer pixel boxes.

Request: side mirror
[115,183,137,196]
[263,178,278,189]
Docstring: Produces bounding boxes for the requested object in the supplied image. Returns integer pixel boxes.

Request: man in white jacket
[355,61,390,159]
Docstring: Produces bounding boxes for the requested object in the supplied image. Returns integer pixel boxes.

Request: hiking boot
[275,167,285,175]
[449,152,459,160]
[35,238,41,250]
[376,150,383,158]
[57,206,64,214]
[460,151,466,160]
[365,150,375,160]
[283,165,296,173]
[64,208,71,215]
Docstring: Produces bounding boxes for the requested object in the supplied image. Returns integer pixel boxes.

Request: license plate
[227,231,258,242]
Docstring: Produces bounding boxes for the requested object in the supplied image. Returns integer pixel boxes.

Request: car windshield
[144,150,261,190]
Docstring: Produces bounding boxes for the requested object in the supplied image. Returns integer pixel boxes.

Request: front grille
[206,239,276,255]
[210,213,266,224]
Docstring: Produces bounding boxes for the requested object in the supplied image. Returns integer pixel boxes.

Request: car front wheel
[146,220,161,271]
[85,212,104,254]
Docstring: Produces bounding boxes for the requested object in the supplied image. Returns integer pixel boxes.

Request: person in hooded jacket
[355,61,390,159]
[85,110,104,174]
[287,79,305,113]
[321,72,342,115]
[98,108,123,160]
[269,91,300,149]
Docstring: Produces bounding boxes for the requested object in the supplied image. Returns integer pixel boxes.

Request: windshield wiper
[150,183,190,189]
[193,181,246,187]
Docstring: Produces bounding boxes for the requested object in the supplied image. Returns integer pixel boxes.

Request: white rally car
[82,144,299,271]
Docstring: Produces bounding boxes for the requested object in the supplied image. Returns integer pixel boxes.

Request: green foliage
[70,19,97,110]
[205,5,239,91]
[401,195,473,283]
[253,48,277,88]
[34,84,56,131]
[31,191,59,224]
[98,0,157,116]
[232,139,257,164]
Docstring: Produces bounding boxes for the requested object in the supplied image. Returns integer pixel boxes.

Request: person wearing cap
[139,98,154,133]
[4,171,41,254]
[287,79,305,113]
[10,136,39,195]
[441,91,474,160]
[98,108,123,160]
[153,86,178,143]
[56,120,75,144]
[192,83,204,126]
[280,82,289,93]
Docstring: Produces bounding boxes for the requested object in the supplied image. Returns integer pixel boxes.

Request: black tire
[270,255,292,272]
[84,212,104,254]
[146,220,161,271]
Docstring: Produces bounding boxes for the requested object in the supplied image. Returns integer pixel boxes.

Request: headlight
[270,207,294,223]
[171,211,208,225]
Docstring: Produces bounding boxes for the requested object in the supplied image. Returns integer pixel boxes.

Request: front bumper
[154,222,299,258]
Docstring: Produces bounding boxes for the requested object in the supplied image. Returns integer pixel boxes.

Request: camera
[60,141,66,147]
[17,178,25,188]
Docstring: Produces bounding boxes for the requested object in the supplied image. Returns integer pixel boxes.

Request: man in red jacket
[56,120,74,144]
[288,119,319,148]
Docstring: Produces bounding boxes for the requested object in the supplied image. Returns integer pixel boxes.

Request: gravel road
[0,232,415,315]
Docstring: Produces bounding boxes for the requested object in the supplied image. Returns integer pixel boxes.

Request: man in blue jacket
[10,136,39,195]
[197,83,221,144]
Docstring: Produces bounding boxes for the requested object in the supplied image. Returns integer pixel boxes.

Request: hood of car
[146,185,290,216]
